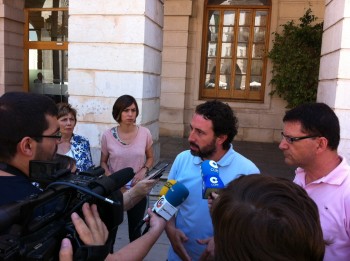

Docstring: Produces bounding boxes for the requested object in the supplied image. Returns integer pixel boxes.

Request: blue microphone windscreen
[165,182,189,207]
[201,160,219,176]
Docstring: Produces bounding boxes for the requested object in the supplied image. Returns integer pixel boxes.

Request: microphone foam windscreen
[107,167,135,191]
[165,182,189,207]
[201,160,219,176]
[159,180,177,197]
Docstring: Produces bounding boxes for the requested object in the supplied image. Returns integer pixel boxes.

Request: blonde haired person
[56,103,93,172]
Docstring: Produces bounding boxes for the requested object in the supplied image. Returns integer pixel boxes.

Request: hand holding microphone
[140,182,189,235]
[201,160,224,199]
[151,182,189,220]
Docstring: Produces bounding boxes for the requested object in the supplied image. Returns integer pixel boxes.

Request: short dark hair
[212,174,325,261]
[0,92,58,161]
[112,95,139,123]
[57,102,77,120]
[195,100,238,150]
[283,103,340,150]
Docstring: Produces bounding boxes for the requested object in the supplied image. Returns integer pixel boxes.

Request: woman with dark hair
[210,174,325,261]
[100,94,154,242]
[56,103,94,172]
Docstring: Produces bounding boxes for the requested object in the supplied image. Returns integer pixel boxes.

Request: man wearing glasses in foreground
[279,102,350,261]
[0,92,61,205]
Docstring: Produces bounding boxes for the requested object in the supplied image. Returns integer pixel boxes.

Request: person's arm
[165,216,191,261]
[59,207,165,261]
[144,146,154,172]
[132,145,154,185]
[85,139,94,168]
[123,178,157,211]
[100,133,111,176]
[106,208,166,261]
[100,152,111,176]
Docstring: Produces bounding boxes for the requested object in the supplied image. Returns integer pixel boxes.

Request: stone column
[0,0,24,94]
[69,0,164,164]
[317,0,350,161]
[159,0,193,137]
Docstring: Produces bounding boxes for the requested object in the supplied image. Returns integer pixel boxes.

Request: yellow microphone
[159,179,177,198]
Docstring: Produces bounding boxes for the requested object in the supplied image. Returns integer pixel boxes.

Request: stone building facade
[0,0,349,164]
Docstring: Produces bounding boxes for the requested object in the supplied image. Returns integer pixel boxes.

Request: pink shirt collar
[294,157,349,187]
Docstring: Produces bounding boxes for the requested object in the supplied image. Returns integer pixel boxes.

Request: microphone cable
[47,181,120,206]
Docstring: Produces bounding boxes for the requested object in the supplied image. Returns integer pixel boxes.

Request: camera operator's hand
[72,203,108,245]
[59,203,108,261]
[60,207,167,261]
[59,238,73,261]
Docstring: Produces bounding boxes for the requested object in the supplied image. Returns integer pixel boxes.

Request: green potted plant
[268,8,323,108]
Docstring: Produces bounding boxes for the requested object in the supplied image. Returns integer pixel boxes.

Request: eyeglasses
[31,131,62,141]
[281,132,319,144]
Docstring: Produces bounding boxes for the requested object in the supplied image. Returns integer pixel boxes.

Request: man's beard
[190,138,217,159]
[34,144,57,162]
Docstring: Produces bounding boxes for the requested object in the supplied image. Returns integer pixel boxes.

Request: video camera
[0,160,135,261]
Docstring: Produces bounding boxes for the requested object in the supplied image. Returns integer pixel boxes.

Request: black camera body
[0,161,133,261]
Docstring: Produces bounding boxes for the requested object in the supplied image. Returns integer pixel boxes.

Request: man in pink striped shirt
[279,102,350,261]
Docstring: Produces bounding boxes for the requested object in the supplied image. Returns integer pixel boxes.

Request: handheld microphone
[152,182,189,220]
[139,182,189,235]
[201,160,224,199]
[159,179,177,198]
[133,179,177,235]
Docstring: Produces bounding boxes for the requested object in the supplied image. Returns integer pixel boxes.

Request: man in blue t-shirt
[165,100,260,261]
[0,92,60,206]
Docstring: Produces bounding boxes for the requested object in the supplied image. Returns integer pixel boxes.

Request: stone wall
[159,0,325,143]
[69,0,164,165]
[0,0,24,93]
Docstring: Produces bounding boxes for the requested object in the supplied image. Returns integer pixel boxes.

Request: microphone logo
[209,160,218,169]
[210,176,219,184]
[156,197,164,208]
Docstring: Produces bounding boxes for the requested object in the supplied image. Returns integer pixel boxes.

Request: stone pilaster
[318,0,350,161]
[0,0,24,93]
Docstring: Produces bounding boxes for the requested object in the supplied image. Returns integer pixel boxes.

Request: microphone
[201,160,224,199]
[139,182,189,235]
[89,167,135,195]
[133,180,177,235]
[152,182,189,220]
[159,179,177,198]
[47,167,135,206]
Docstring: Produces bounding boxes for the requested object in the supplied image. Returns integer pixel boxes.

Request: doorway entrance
[24,1,68,103]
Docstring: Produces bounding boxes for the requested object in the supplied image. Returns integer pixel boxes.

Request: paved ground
[113,136,296,260]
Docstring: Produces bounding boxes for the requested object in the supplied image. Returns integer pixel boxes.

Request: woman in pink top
[100,95,154,242]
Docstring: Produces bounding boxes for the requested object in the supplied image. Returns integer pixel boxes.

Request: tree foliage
[268,9,323,108]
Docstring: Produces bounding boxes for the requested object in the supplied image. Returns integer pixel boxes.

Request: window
[200,0,271,102]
